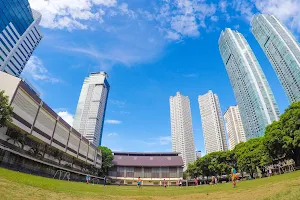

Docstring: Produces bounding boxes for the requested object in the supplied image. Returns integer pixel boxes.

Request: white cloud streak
[108,132,118,137]
[183,73,198,78]
[137,136,172,146]
[105,120,122,124]
[23,56,60,83]
[57,111,74,126]
[110,100,126,108]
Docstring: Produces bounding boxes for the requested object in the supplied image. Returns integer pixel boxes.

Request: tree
[234,137,271,178]
[98,146,114,176]
[264,121,285,160]
[186,162,199,178]
[0,90,13,127]
[265,102,300,166]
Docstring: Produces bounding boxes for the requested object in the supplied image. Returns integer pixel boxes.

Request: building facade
[224,106,246,150]
[0,0,43,77]
[252,14,300,103]
[195,150,202,159]
[198,90,227,154]
[109,152,184,186]
[73,72,110,146]
[0,72,102,179]
[219,28,280,140]
[170,92,195,170]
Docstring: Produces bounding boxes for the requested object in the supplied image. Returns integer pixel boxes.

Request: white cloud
[118,3,136,18]
[232,0,254,21]
[219,0,227,13]
[105,120,122,124]
[57,45,143,68]
[108,132,118,137]
[158,136,172,145]
[210,16,219,22]
[110,100,126,108]
[23,56,60,83]
[119,111,130,115]
[254,0,300,33]
[234,24,240,30]
[57,111,74,126]
[183,73,198,78]
[92,0,117,6]
[165,31,181,40]
[137,136,172,146]
[147,0,217,40]
[29,0,116,31]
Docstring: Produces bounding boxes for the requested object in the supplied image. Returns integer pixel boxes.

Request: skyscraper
[219,28,280,140]
[252,14,300,103]
[224,106,246,150]
[0,0,43,77]
[73,72,110,146]
[198,90,227,154]
[170,92,195,170]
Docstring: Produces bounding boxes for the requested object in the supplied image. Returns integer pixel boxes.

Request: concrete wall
[0,71,20,102]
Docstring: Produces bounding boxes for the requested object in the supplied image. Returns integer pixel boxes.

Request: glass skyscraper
[0,0,43,77]
[252,14,300,103]
[219,28,280,140]
[73,72,110,146]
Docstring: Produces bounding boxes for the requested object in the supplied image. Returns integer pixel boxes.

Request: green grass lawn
[1,168,300,200]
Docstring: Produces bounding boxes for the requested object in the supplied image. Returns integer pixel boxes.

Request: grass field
[1,168,300,200]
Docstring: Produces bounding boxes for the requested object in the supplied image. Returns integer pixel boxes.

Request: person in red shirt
[163,179,167,188]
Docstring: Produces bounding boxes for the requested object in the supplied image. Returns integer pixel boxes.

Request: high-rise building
[219,28,280,140]
[198,90,227,154]
[0,0,43,77]
[224,106,246,150]
[73,72,110,146]
[252,14,300,103]
[170,92,195,170]
[195,150,202,159]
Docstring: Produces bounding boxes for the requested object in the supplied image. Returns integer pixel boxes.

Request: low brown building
[109,152,184,186]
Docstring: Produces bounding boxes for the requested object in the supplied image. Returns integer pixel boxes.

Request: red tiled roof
[112,154,184,167]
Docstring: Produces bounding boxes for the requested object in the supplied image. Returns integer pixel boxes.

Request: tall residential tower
[224,106,246,150]
[0,0,43,77]
[219,28,280,140]
[170,92,195,170]
[252,14,300,103]
[73,72,110,146]
[198,90,227,154]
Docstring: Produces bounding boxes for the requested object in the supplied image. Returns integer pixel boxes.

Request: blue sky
[23,0,300,153]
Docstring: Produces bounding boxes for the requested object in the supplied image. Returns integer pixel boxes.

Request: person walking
[268,169,272,178]
[86,175,90,184]
[194,177,198,186]
[163,179,167,188]
[103,176,107,187]
[179,179,182,187]
[137,177,142,189]
[211,176,215,186]
[231,168,237,188]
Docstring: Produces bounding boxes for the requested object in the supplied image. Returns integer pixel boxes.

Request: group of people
[85,167,241,189]
[86,175,107,186]
[137,177,182,188]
